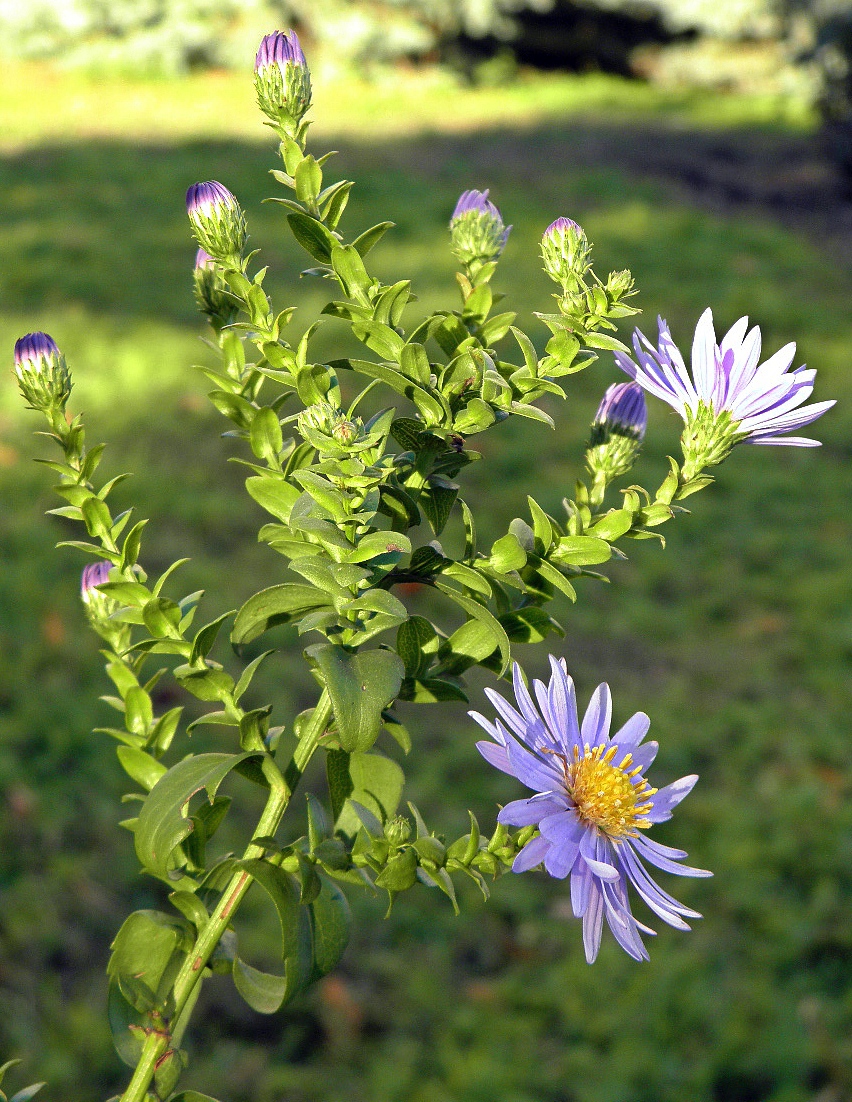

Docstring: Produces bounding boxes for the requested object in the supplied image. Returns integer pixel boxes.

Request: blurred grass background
[1,16,852,1102]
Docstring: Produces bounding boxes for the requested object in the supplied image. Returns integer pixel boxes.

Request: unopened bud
[13,331,71,414]
[586,382,646,483]
[384,816,412,846]
[297,402,367,458]
[541,216,591,288]
[606,268,635,300]
[186,181,247,267]
[192,248,237,331]
[254,30,312,138]
[81,560,128,646]
[449,189,511,273]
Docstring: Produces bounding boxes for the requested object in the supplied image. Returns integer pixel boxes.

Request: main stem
[119,691,333,1102]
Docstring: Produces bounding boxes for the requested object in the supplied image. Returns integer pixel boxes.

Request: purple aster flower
[81,560,112,600]
[615,310,835,472]
[471,658,710,963]
[449,188,511,270]
[255,29,307,72]
[594,381,647,441]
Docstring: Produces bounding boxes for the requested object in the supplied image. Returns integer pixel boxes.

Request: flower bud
[81,560,127,645]
[586,382,647,484]
[186,181,247,268]
[384,816,412,847]
[192,248,237,331]
[254,30,312,137]
[606,268,635,301]
[13,331,72,415]
[297,402,369,458]
[541,216,592,287]
[449,189,511,273]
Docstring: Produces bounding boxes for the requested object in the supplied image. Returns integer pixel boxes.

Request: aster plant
[11,28,834,1102]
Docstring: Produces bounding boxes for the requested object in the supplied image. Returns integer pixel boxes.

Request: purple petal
[691,307,718,399]
[570,860,592,917]
[580,683,612,747]
[499,794,565,827]
[628,740,658,772]
[631,833,712,878]
[512,833,550,873]
[646,774,699,823]
[475,739,512,776]
[579,828,620,880]
[582,883,605,962]
[611,711,650,754]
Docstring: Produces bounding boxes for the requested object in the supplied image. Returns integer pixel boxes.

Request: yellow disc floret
[552,743,656,839]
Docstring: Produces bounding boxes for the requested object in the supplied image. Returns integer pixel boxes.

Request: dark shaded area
[458,0,679,75]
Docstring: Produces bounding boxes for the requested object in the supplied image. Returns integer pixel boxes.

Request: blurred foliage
[1,65,851,1102]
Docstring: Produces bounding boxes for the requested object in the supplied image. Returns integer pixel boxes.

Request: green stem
[119,691,333,1102]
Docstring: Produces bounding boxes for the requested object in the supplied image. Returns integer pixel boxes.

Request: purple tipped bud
[587,382,646,485]
[449,188,511,273]
[13,330,71,413]
[186,181,238,217]
[81,560,113,600]
[186,181,246,266]
[541,215,591,287]
[255,29,307,72]
[15,331,60,369]
[595,382,647,441]
[254,29,312,135]
[194,247,215,270]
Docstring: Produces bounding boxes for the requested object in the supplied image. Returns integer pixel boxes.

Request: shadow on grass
[1,120,852,1102]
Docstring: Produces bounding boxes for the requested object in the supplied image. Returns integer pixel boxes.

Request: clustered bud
[541,216,592,289]
[13,332,71,416]
[586,382,647,487]
[449,189,511,275]
[297,403,367,458]
[186,181,247,269]
[192,248,238,332]
[254,30,312,139]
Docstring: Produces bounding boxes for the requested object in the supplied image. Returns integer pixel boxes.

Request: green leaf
[331,244,372,300]
[232,584,333,646]
[551,535,612,567]
[333,750,405,837]
[308,644,404,753]
[500,606,563,644]
[489,532,527,573]
[352,221,394,256]
[116,747,167,792]
[350,319,405,361]
[435,618,499,675]
[308,875,351,979]
[331,358,448,426]
[135,753,259,881]
[399,342,431,385]
[433,581,511,675]
[246,476,302,524]
[294,155,323,203]
[190,610,235,664]
[170,1093,222,1102]
[249,407,284,463]
[287,212,337,262]
[421,481,458,536]
[107,909,189,1004]
[396,616,438,678]
[232,859,313,1012]
[589,509,633,541]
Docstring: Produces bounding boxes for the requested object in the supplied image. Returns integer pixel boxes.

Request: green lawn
[1,64,850,1102]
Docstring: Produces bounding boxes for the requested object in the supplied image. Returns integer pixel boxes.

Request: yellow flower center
[549,743,656,839]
